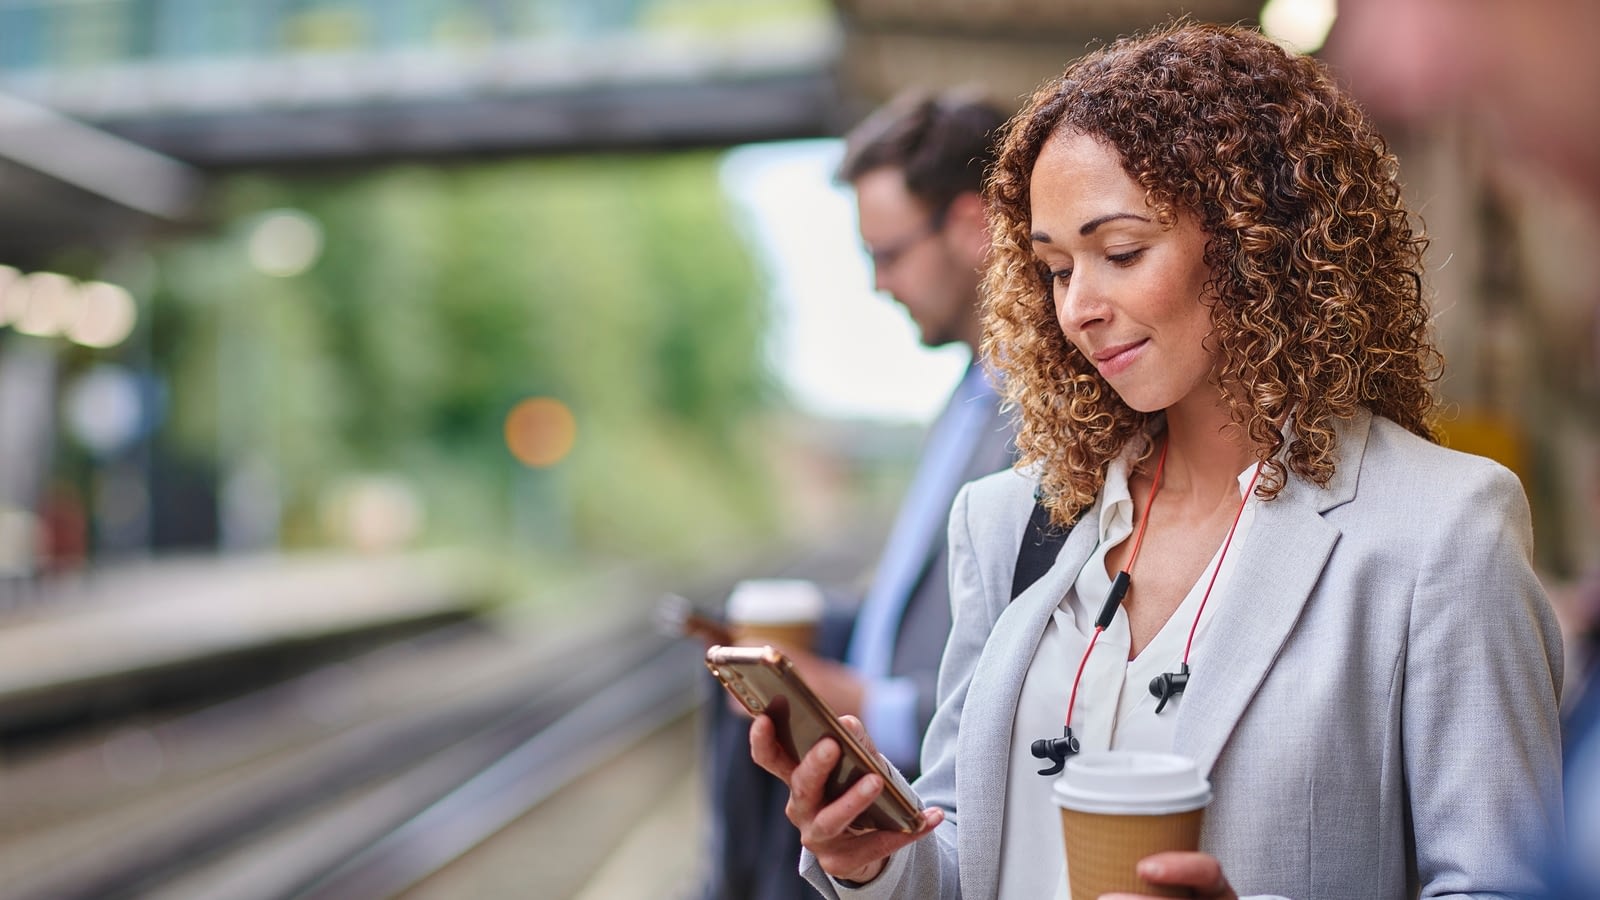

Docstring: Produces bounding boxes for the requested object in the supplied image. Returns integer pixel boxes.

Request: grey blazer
[804,410,1564,900]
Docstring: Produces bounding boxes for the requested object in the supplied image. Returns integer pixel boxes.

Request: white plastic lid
[1052,751,1211,815]
[725,579,824,624]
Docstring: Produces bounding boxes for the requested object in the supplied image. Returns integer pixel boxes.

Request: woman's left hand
[1100,851,1238,900]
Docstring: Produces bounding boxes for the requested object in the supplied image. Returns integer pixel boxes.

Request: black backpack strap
[1010,492,1071,600]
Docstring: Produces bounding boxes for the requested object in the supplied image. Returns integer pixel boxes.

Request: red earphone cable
[1123,438,1168,574]
[1062,438,1168,728]
[1181,461,1263,664]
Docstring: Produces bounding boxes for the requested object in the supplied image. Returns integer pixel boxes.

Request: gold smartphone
[704,644,925,833]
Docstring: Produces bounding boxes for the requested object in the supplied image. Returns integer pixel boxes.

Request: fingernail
[1137,860,1164,878]
[857,775,880,794]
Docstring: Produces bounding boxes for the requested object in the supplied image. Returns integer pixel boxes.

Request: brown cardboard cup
[1053,752,1211,900]
[725,579,823,652]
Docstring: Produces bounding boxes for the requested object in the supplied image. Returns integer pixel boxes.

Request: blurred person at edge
[699,90,1017,900]
[1327,3,1600,897]
[749,22,1563,899]
[1328,0,1600,213]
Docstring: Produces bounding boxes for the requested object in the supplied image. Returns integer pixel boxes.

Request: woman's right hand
[749,713,944,885]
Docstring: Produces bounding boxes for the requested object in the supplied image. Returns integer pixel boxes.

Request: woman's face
[1028,132,1219,415]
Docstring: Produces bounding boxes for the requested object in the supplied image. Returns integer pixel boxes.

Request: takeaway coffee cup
[1053,751,1211,900]
[725,579,824,652]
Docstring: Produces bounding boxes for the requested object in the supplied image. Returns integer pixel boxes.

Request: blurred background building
[1,0,1591,585]
[0,1,1593,897]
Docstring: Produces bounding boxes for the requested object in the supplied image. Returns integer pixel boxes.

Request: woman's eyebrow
[1078,212,1151,235]
[1031,211,1153,244]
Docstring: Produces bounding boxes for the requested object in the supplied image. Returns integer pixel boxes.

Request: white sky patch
[720,139,968,425]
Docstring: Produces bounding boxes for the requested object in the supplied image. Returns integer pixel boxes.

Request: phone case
[705,644,924,833]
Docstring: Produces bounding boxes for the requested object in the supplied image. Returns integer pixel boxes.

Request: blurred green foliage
[149,151,783,569]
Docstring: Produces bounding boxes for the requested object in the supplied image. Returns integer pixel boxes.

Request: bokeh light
[11,271,80,337]
[246,209,324,278]
[0,269,139,348]
[504,397,578,468]
[1261,0,1338,54]
[319,475,426,553]
[63,364,145,457]
[66,281,139,348]
[0,265,20,325]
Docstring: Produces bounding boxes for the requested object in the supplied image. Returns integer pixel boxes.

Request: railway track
[0,528,879,900]
[1,613,687,899]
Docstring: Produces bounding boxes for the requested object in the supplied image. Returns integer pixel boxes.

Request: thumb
[838,715,877,754]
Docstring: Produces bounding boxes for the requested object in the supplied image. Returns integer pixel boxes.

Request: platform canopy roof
[0,0,1261,268]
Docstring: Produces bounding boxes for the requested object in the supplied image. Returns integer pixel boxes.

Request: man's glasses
[864,205,949,271]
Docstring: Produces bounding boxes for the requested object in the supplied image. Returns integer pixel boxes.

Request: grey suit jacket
[805,410,1564,900]
[884,383,1016,744]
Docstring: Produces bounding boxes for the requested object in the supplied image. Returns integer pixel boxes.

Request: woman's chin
[1105,384,1169,415]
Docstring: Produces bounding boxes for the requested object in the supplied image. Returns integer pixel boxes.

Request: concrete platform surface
[0,551,485,717]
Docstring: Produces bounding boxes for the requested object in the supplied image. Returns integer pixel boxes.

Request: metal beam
[0,28,845,169]
[100,71,844,168]
[0,92,204,221]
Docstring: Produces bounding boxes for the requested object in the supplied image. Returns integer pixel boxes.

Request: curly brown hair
[984,21,1442,525]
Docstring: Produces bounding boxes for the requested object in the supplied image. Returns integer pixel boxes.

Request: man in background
[1327,3,1600,896]
[700,89,1014,900]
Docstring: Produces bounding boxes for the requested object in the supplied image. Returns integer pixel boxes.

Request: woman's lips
[1093,339,1148,377]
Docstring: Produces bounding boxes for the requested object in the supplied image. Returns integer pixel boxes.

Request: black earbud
[1148,662,1191,714]
[1030,726,1080,776]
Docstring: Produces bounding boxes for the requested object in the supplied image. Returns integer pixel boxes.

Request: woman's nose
[1055,271,1108,334]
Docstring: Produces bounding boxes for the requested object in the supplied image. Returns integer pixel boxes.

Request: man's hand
[784,648,866,718]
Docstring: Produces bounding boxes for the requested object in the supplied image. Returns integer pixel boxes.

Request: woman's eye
[1049,268,1073,285]
[1108,248,1145,266]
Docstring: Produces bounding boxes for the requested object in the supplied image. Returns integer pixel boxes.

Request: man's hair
[835,88,1010,214]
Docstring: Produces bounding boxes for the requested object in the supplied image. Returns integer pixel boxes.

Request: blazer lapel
[959,499,1102,900]
[1174,411,1371,774]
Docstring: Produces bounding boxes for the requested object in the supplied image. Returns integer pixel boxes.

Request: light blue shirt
[847,363,998,768]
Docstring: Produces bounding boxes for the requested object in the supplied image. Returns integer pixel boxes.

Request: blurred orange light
[504,397,577,468]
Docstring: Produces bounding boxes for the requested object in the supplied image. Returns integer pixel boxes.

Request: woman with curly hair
[747,21,1564,900]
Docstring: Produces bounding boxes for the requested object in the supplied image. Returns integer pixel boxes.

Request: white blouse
[997,451,1260,899]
